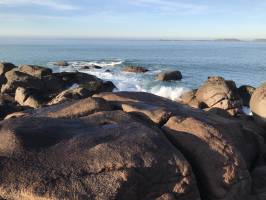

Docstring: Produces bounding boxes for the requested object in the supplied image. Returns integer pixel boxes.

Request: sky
[0,0,266,39]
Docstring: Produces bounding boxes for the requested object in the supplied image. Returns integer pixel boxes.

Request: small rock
[156,71,182,81]
[55,60,69,66]
[122,66,149,73]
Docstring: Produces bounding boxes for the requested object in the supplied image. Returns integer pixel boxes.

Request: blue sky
[0,0,266,39]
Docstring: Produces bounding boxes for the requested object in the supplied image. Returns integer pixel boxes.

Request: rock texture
[238,85,255,107]
[195,76,242,116]
[0,110,200,200]
[250,83,266,129]
[156,71,182,81]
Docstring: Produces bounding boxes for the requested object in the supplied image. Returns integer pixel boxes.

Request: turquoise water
[0,39,265,100]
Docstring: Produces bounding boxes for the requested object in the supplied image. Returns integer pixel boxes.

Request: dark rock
[0,62,16,76]
[156,71,182,81]
[122,66,149,73]
[238,85,255,107]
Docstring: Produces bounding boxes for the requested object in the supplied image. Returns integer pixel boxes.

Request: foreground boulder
[0,111,200,200]
[122,66,149,73]
[95,91,263,200]
[250,83,266,129]
[195,76,241,116]
[156,71,182,81]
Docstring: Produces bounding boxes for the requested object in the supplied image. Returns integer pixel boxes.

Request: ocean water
[0,39,265,100]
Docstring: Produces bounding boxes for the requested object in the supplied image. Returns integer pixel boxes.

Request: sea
[0,39,265,101]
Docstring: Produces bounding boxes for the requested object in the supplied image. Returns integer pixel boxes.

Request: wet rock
[250,83,266,129]
[156,71,182,81]
[122,66,149,73]
[55,60,69,66]
[19,65,52,78]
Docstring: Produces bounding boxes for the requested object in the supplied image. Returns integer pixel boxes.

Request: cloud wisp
[130,0,208,14]
[0,0,78,11]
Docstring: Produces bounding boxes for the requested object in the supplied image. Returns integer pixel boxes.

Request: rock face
[238,85,255,107]
[180,90,202,109]
[122,66,149,73]
[156,71,182,81]
[0,62,16,76]
[15,87,43,108]
[250,83,266,128]
[0,94,25,120]
[195,76,241,116]
[19,65,52,78]
[95,91,263,200]
[0,110,200,200]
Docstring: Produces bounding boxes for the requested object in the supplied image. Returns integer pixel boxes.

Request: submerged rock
[55,60,69,66]
[156,71,182,81]
[122,66,149,73]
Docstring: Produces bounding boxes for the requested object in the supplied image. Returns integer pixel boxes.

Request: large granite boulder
[0,111,200,200]
[19,65,52,78]
[195,76,241,115]
[1,69,44,94]
[156,71,182,81]
[250,83,266,129]
[95,91,263,200]
[122,66,149,73]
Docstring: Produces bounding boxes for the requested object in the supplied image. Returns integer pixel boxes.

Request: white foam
[149,86,189,101]
[242,106,253,116]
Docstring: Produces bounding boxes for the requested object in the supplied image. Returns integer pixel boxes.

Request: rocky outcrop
[195,76,242,116]
[0,110,200,200]
[156,71,182,81]
[122,66,149,73]
[19,65,52,78]
[15,87,43,108]
[250,83,266,129]
[95,91,263,200]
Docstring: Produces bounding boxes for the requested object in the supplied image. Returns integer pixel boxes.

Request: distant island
[253,39,266,42]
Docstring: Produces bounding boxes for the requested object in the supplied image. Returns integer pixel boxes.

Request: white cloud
[130,0,208,14]
[0,0,78,10]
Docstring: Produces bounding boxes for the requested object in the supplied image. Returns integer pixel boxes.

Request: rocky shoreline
[0,62,265,200]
